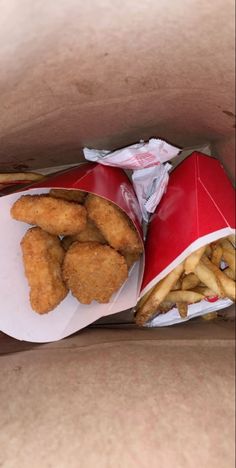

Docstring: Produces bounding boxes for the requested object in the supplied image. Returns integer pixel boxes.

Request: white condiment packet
[84,139,180,220]
[132,163,172,222]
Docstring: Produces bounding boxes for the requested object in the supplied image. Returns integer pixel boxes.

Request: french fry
[201,255,236,301]
[205,244,212,257]
[0,172,43,184]
[181,273,200,290]
[194,260,225,298]
[193,285,218,297]
[171,278,182,290]
[220,239,236,277]
[211,244,223,267]
[227,234,236,246]
[223,268,235,280]
[184,246,206,274]
[165,290,204,303]
[136,236,235,327]
[222,250,235,279]
[202,312,218,321]
[159,301,175,313]
[176,302,188,318]
[135,263,184,326]
[137,286,155,311]
[221,238,235,253]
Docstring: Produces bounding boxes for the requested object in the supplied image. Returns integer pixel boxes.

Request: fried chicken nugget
[62,219,107,250]
[120,250,141,270]
[21,227,68,314]
[11,194,87,236]
[85,194,143,255]
[61,236,75,251]
[49,189,87,204]
[63,241,128,304]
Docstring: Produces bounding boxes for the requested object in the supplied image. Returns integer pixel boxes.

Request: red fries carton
[0,163,144,342]
[141,152,235,325]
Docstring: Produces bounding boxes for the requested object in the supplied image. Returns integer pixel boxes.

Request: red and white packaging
[140,152,235,326]
[0,163,144,342]
[84,139,181,222]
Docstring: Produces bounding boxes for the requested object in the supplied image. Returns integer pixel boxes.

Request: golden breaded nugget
[61,236,75,251]
[63,219,107,249]
[11,194,87,236]
[85,194,143,255]
[63,242,128,304]
[49,189,87,204]
[21,227,68,314]
[120,250,141,269]
[75,219,107,244]
[62,219,107,250]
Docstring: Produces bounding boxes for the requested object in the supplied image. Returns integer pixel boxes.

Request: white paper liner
[0,188,144,342]
[146,298,233,327]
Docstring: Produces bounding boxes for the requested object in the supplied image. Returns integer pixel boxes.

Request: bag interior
[0,1,235,466]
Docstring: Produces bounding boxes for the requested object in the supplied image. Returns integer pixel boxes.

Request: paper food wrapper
[84,139,181,222]
[140,152,235,326]
[0,163,144,342]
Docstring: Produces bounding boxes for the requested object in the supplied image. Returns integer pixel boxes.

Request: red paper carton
[141,152,235,324]
[0,163,144,342]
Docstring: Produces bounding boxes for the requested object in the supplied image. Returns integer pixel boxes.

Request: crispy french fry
[220,238,235,253]
[171,278,182,291]
[184,246,206,274]
[165,290,204,303]
[194,260,225,298]
[211,244,223,267]
[137,283,176,314]
[193,285,218,297]
[181,273,200,290]
[222,250,235,279]
[205,245,212,257]
[201,255,236,301]
[159,301,175,313]
[223,268,235,280]
[137,286,155,311]
[227,234,236,246]
[0,172,43,184]
[220,239,235,277]
[176,302,188,318]
[202,312,218,321]
[135,263,184,326]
